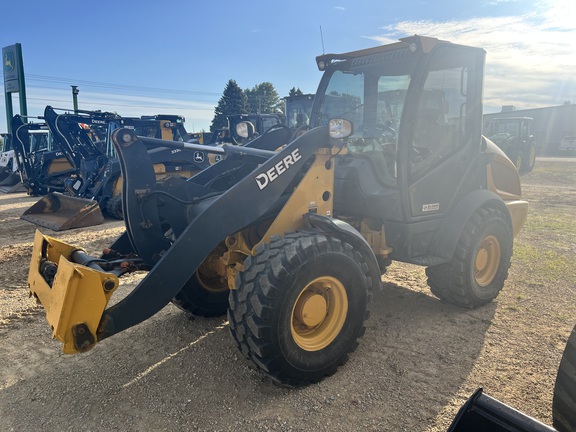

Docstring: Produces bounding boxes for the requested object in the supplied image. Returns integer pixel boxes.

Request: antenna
[319,25,325,54]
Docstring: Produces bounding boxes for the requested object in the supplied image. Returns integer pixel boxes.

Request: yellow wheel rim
[291,276,348,351]
[474,235,501,287]
[196,245,228,293]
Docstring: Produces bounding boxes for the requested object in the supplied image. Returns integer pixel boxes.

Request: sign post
[3,43,28,133]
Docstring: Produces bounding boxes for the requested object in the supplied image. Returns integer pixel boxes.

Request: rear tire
[172,244,229,317]
[228,232,372,387]
[426,207,512,308]
[553,324,576,432]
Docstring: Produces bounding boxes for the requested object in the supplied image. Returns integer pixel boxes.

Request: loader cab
[312,36,485,260]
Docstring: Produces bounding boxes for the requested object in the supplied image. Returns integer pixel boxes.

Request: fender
[303,213,382,290]
[428,189,512,261]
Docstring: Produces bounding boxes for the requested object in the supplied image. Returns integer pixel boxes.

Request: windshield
[315,64,412,143]
[493,121,520,136]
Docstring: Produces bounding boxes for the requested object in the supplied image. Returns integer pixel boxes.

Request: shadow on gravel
[0,277,496,431]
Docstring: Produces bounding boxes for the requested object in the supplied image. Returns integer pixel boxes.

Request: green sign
[3,45,21,93]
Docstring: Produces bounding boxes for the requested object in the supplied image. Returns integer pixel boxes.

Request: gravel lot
[0,159,575,431]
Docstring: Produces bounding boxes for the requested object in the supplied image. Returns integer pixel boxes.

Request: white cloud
[334,6,346,11]
[364,0,576,112]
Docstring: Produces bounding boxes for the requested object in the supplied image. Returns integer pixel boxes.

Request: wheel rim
[474,235,501,287]
[291,276,348,351]
[196,246,228,293]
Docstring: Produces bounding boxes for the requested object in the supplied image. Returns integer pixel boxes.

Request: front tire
[426,207,513,308]
[228,232,372,387]
[522,143,536,174]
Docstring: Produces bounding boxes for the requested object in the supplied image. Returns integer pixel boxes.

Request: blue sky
[2,0,575,133]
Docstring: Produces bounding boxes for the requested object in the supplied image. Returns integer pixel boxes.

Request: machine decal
[422,203,440,212]
[255,148,302,190]
[193,151,204,162]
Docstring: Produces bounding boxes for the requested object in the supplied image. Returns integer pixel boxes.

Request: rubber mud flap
[21,192,104,231]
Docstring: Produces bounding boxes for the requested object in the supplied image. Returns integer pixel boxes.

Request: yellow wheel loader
[28,36,529,388]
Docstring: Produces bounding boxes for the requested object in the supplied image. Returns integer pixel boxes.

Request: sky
[2,0,575,133]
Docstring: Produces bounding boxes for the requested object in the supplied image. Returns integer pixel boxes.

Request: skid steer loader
[21,107,211,230]
[28,36,529,388]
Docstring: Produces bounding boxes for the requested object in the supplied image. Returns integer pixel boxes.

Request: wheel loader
[28,36,530,391]
[20,106,211,230]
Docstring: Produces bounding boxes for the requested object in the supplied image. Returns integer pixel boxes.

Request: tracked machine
[28,36,531,389]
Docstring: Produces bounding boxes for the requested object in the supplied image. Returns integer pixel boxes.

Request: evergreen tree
[288,87,304,97]
[210,79,247,132]
[245,82,281,114]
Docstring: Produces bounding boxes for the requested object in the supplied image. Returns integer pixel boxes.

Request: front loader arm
[99,127,328,340]
[29,125,331,353]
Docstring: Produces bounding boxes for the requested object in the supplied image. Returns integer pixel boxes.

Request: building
[483,103,576,155]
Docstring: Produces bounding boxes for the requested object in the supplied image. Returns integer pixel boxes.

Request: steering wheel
[291,125,311,141]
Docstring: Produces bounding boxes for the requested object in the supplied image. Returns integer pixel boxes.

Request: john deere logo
[3,49,14,73]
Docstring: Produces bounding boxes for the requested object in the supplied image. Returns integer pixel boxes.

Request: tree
[245,82,282,114]
[210,79,247,132]
[288,87,304,97]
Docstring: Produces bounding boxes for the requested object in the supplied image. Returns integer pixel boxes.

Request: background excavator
[20,106,211,230]
[25,35,573,430]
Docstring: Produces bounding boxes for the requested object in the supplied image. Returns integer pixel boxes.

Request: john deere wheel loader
[27,36,529,387]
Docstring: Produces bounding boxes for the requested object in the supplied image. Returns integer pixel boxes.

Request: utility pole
[71,86,79,114]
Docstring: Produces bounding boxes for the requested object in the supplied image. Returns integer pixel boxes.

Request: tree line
[210,79,304,132]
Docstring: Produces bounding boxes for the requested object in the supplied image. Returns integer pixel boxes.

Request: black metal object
[10,115,72,195]
[449,388,556,432]
[553,324,576,432]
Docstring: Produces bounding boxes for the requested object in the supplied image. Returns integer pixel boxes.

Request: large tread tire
[228,232,372,387]
[172,244,230,317]
[426,207,513,309]
[522,143,536,174]
[105,195,124,220]
[553,325,576,432]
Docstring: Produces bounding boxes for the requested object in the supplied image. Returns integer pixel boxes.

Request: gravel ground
[0,160,575,431]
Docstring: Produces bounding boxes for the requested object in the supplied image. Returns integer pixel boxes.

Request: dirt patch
[0,160,574,431]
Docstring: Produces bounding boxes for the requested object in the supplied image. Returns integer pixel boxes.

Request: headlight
[329,118,353,139]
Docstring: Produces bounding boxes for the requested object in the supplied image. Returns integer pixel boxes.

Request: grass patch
[512,242,576,285]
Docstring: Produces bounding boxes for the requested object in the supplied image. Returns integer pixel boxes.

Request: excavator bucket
[21,192,104,231]
[0,172,25,193]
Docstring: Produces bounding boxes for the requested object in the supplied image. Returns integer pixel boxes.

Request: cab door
[402,45,485,220]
